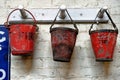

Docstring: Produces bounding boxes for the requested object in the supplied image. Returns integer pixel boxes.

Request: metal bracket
[18,5,27,19]
[98,6,108,18]
[59,5,66,19]
[8,6,109,24]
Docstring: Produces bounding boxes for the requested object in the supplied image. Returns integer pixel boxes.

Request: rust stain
[90,30,118,61]
[51,28,78,62]
[10,24,36,55]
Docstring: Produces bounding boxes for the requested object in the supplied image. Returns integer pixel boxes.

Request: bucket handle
[5,8,37,27]
[50,9,78,33]
[89,9,118,34]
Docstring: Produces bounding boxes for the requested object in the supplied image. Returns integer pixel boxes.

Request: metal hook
[59,5,66,19]
[98,6,108,18]
[18,5,27,19]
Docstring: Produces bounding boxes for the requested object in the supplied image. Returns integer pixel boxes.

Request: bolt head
[60,5,66,10]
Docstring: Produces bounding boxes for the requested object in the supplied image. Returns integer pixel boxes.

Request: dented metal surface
[10,24,36,55]
[6,8,37,56]
[50,27,78,62]
[90,30,118,62]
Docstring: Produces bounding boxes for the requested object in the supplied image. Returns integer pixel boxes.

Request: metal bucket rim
[50,27,78,34]
[96,58,113,62]
[8,24,38,32]
[9,23,36,26]
[89,29,118,35]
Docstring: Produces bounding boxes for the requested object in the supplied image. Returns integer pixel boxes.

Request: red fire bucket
[50,10,78,62]
[89,10,118,62]
[6,9,37,55]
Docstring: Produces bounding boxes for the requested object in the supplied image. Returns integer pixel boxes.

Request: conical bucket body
[50,27,78,62]
[10,24,36,55]
[90,29,118,62]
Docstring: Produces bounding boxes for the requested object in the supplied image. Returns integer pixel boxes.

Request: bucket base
[96,58,113,62]
[53,58,70,62]
[12,51,33,56]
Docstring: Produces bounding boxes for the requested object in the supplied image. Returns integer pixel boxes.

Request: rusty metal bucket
[5,9,37,56]
[50,9,78,62]
[89,10,118,62]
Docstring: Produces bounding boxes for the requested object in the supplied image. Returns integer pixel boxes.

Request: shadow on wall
[17,33,39,73]
[11,35,111,79]
[86,40,111,78]
[20,31,39,73]
[55,40,111,79]
[21,55,34,73]
[10,27,39,75]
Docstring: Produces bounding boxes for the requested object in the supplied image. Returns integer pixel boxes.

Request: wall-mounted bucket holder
[50,9,78,62]
[6,5,117,62]
[89,9,118,62]
[5,8,38,56]
[7,5,109,24]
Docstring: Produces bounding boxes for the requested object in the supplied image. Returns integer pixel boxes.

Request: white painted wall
[0,0,120,80]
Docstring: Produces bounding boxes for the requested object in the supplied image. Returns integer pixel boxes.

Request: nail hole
[42,13,44,16]
[80,13,83,16]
